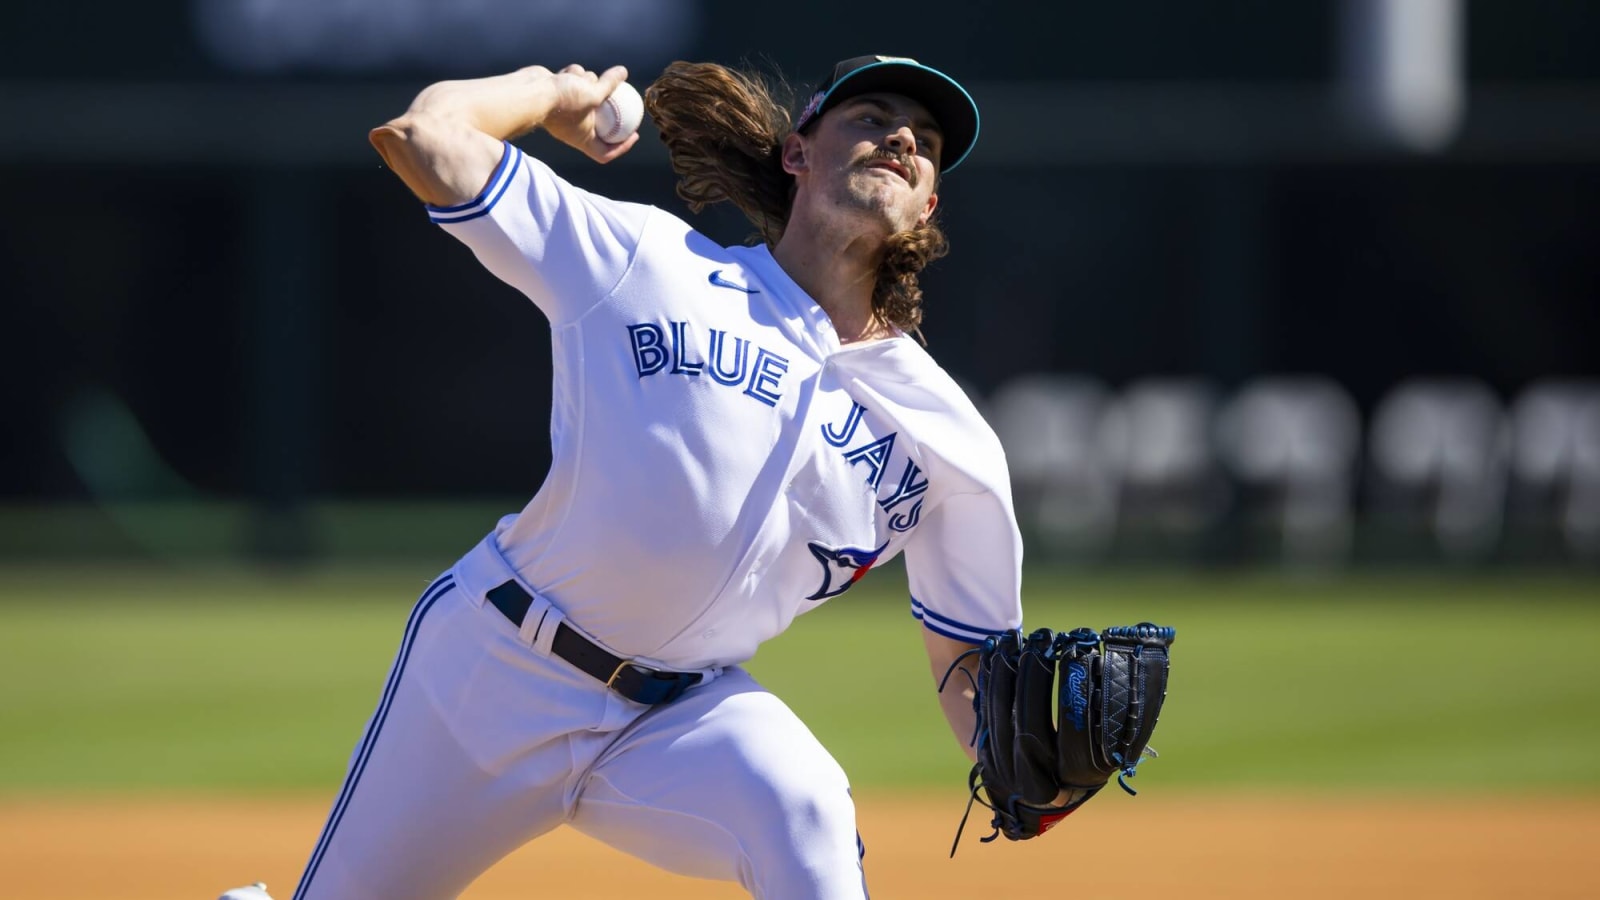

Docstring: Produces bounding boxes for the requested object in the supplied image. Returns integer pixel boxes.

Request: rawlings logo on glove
[944,623,1176,853]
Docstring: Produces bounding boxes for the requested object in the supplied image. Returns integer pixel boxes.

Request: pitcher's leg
[291,576,571,900]
[570,669,868,900]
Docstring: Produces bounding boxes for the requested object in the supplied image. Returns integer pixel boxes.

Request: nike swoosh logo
[708,269,760,293]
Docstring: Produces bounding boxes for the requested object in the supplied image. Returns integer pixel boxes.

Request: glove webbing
[942,624,1175,855]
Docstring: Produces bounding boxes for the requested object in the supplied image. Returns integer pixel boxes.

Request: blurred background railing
[993,372,1599,566]
[3,0,1597,569]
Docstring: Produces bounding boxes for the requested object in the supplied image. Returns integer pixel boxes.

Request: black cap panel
[795,55,980,173]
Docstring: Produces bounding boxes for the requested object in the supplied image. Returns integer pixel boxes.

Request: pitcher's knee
[774,773,856,846]
[743,768,865,898]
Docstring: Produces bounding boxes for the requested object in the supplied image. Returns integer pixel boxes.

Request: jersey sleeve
[904,488,1025,643]
[424,141,651,324]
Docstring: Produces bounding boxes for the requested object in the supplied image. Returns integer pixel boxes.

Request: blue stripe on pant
[291,575,456,900]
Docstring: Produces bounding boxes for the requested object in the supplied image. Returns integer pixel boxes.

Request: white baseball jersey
[292,139,1027,900]
[430,142,1024,668]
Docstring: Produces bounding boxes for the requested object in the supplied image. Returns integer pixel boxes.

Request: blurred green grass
[0,563,1596,796]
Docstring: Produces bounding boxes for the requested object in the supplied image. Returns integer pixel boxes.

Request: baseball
[594,81,645,144]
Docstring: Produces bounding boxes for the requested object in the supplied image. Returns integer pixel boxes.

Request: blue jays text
[625,321,930,532]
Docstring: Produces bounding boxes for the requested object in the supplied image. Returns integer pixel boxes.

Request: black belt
[485,580,701,706]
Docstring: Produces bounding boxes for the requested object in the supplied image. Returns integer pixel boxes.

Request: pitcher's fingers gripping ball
[946,623,1176,852]
[594,81,644,144]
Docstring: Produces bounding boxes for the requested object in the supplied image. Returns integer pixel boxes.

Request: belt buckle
[606,660,642,690]
[605,659,697,705]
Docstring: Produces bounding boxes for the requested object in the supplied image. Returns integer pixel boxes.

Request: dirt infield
[2,791,1596,898]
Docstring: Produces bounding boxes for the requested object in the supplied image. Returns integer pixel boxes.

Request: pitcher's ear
[780,133,808,175]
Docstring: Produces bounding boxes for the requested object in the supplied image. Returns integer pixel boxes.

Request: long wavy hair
[644,61,950,340]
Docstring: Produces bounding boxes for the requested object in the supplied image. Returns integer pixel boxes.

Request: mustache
[857,147,918,187]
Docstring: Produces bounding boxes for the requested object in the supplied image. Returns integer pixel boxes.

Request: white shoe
[218,883,274,900]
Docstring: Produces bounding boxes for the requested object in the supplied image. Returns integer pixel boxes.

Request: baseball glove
[944,623,1176,853]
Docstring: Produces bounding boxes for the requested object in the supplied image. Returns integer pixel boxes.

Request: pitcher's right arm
[369,64,639,207]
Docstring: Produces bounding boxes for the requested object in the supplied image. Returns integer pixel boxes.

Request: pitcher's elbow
[369,119,410,162]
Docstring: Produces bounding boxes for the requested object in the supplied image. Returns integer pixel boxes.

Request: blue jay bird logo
[805,540,889,601]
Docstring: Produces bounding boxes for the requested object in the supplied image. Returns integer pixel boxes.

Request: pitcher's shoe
[218,882,273,900]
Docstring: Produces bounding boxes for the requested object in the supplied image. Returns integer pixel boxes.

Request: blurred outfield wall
[2,1,1599,569]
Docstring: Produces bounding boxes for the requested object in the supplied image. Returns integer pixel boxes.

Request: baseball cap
[794,55,980,173]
